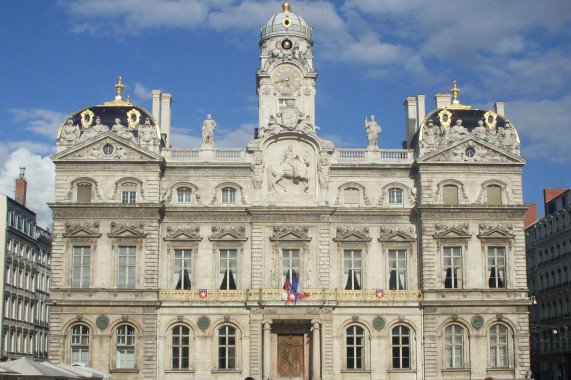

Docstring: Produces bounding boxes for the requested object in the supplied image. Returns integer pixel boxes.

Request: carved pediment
[51,134,163,163]
[270,226,311,242]
[418,138,525,164]
[434,223,471,239]
[378,226,416,242]
[108,222,147,238]
[334,227,372,242]
[478,223,515,239]
[164,226,202,241]
[209,226,247,242]
[63,222,101,238]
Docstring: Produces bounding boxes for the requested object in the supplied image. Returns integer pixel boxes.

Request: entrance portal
[278,335,304,380]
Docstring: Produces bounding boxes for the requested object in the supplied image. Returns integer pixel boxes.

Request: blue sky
[0,0,569,227]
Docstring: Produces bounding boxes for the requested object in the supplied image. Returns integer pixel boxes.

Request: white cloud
[132,82,152,103]
[9,108,68,139]
[508,95,571,163]
[0,148,55,228]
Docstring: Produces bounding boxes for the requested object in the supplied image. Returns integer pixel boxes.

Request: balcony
[159,288,423,303]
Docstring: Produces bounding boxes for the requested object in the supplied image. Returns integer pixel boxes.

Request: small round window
[103,144,114,155]
[465,147,476,157]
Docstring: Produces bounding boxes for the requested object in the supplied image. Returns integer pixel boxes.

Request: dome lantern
[260,2,312,42]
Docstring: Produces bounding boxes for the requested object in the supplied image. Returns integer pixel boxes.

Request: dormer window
[221,187,236,204]
[121,183,137,204]
[177,187,192,203]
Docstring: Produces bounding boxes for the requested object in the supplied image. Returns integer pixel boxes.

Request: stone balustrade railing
[160,288,422,302]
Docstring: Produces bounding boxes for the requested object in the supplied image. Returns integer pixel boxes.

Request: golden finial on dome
[446,80,472,110]
[115,76,124,100]
[451,80,460,104]
[282,2,290,12]
[127,95,131,104]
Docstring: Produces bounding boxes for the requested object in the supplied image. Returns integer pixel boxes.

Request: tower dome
[260,2,312,42]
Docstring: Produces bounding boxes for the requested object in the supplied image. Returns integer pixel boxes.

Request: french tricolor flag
[284,271,309,303]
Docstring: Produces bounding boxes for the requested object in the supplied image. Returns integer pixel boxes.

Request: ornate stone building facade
[0,169,51,360]
[49,3,531,379]
[527,189,571,380]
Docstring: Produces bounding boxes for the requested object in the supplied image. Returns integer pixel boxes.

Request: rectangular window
[488,247,506,288]
[443,185,459,205]
[221,187,236,204]
[443,247,462,289]
[219,249,238,290]
[389,250,407,290]
[72,247,91,288]
[344,250,362,290]
[173,249,191,290]
[77,183,92,203]
[121,183,137,204]
[486,185,502,205]
[282,249,300,286]
[118,246,136,288]
[344,188,360,205]
[389,188,404,204]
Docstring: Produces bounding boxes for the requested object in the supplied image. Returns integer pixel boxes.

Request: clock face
[273,65,301,95]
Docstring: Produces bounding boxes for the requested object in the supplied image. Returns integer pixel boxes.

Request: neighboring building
[48,3,531,379]
[527,188,571,380]
[0,168,51,360]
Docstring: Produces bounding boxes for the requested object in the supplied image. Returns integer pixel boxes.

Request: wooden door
[277,335,304,380]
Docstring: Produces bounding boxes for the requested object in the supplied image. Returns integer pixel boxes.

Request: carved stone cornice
[209,226,247,242]
[108,222,147,239]
[334,227,372,242]
[50,203,162,219]
[378,226,416,242]
[163,226,202,241]
[270,226,311,242]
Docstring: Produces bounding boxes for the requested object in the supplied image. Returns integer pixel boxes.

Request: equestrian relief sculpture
[267,145,311,193]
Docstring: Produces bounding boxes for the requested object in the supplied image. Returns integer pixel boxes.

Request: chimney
[494,101,505,117]
[152,90,162,126]
[434,93,451,109]
[15,167,27,207]
[416,95,426,126]
[160,93,173,147]
[404,96,417,148]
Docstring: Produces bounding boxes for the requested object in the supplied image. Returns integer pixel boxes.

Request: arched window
[490,324,508,367]
[486,185,502,205]
[221,187,236,204]
[218,325,236,369]
[70,324,90,365]
[443,185,459,205]
[77,183,92,203]
[388,188,404,205]
[171,325,190,369]
[344,187,360,206]
[116,325,135,369]
[392,325,410,369]
[345,325,365,370]
[177,187,192,203]
[121,183,137,204]
[444,324,464,368]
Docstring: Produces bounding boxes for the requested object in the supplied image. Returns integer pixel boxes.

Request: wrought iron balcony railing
[159,288,422,302]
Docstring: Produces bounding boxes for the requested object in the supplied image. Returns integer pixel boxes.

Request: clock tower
[257,2,316,132]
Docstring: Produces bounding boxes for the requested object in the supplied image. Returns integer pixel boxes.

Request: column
[263,319,272,380]
[311,319,321,380]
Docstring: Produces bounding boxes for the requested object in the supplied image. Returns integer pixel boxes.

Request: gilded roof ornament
[446,80,471,110]
[283,2,290,12]
[104,76,130,106]
[115,76,124,100]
